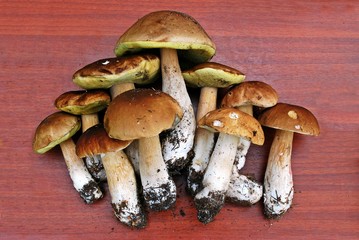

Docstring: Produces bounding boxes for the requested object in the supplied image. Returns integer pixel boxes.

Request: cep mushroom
[221,81,278,171]
[32,112,103,203]
[114,10,216,171]
[76,124,146,228]
[182,62,245,195]
[258,103,320,218]
[55,90,111,182]
[194,107,264,224]
[104,88,183,211]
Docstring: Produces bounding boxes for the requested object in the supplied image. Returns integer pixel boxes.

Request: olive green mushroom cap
[55,90,111,115]
[198,107,265,145]
[73,54,160,90]
[33,112,81,154]
[182,62,246,88]
[221,81,278,108]
[258,103,320,136]
[114,10,216,63]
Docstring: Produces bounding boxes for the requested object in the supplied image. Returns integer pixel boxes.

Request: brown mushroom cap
[114,10,216,63]
[182,62,245,88]
[198,107,265,145]
[73,54,160,90]
[76,124,132,158]
[33,112,81,154]
[221,81,279,108]
[258,103,320,136]
[104,88,183,140]
[54,90,110,115]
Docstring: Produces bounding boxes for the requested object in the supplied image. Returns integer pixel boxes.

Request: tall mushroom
[76,124,146,228]
[194,107,264,223]
[181,62,246,195]
[114,10,216,171]
[33,112,103,203]
[55,90,111,182]
[221,81,278,171]
[258,103,320,218]
[104,88,183,211]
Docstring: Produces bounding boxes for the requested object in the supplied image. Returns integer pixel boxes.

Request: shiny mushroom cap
[73,54,160,90]
[198,107,265,145]
[221,81,279,108]
[76,124,132,158]
[54,90,110,115]
[258,103,320,136]
[33,112,81,154]
[114,10,216,63]
[182,62,245,88]
[104,88,183,140]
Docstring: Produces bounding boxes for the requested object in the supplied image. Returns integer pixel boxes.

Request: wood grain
[1,0,358,239]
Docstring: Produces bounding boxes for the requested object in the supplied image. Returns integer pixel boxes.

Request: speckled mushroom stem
[160,48,196,172]
[139,135,176,211]
[194,133,239,224]
[59,138,103,203]
[101,150,146,228]
[187,87,217,196]
[264,129,294,219]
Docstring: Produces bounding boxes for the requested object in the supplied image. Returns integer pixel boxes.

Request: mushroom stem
[102,151,146,228]
[138,135,176,211]
[188,87,217,195]
[59,138,103,203]
[194,132,239,224]
[110,82,135,98]
[82,113,100,132]
[160,48,196,171]
[264,129,294,219]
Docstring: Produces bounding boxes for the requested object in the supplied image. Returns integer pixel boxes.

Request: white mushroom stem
[188,87,217,195]
[160,48,196,171]
[59,138,103,203]
[101,151,146,228]
[194,133,239,224]
[138,135,176,211]
[110,82,135,98]
[226,166,263,205]
[125,140,140,175]
[81,113,107,182]
[264,129,294,219]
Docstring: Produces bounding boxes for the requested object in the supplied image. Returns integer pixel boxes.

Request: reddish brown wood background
[1,0,358,239]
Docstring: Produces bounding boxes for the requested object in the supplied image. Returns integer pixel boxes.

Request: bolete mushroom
[194,107,264,224]
[76,124,146,228]
[114,10,216,171]
[258,103,320,218]
[221,81,278,171]
[32,112,103,203]
[104,88,183,211]
[182,62,246,195]
[55,90,111,182]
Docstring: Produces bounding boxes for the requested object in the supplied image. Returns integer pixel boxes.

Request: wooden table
[1,0,358,239]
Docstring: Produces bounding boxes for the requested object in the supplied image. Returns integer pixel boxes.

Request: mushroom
[221,81,278,171]
[194,107,264,223]
[104,88,183,211]
[55,90,111,182]
[181,62,245,195]
[76,124,146,228]
[258,103,320,218]
[32,112,103,203]
[114,10,216,171]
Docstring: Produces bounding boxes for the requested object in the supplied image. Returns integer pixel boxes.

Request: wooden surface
[1,0,358,239]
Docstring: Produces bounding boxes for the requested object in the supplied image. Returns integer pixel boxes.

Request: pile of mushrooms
[32,10,320,228]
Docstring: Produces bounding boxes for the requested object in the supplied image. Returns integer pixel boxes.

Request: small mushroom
[55,90,111,182]
[182,62,245,195]
[76,124,146,228]
[114,10,216,171]
[258,103,320,218]
[194,107,264,224]
[104,88,183,211]
[32,112,103,203]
